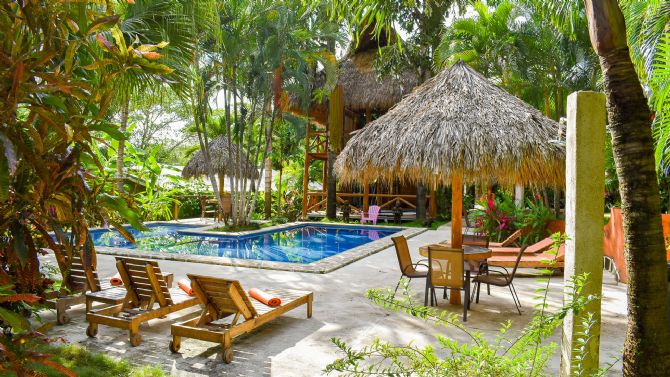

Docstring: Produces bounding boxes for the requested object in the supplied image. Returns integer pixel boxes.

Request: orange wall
[604,208,670,283]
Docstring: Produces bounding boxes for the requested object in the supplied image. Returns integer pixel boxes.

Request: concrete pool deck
[40,226,626,376]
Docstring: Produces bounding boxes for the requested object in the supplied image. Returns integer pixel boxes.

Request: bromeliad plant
[469,194,519,242]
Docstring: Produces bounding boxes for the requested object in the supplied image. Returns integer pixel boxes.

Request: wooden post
[302,156,310,219]
[428,182,437,219]
[363,177,370,214]
[450,172,463,305]
[173,199,179,221]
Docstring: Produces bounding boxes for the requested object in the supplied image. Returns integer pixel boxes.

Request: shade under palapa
[182,136,258,180]
[334,61,565,187]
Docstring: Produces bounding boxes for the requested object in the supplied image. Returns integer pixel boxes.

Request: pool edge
[95,226,427,274]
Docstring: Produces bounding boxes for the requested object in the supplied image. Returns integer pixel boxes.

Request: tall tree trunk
[585,1,670,375]
[416,184,426,222]
[326,148,337,219]
[116,94,130,192]
[264,156,272,219]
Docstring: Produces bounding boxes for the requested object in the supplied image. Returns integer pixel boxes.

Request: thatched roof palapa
[334,61,565,187]
[182,135,259,180]
[338,50,419,112]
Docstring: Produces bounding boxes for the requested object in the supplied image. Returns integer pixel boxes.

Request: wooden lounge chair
[86,257,198,346]
[170,274,313,363]
[489,229,522,248]
[488,245,565,269]
[44,251,91,325]
[490,237,554,257]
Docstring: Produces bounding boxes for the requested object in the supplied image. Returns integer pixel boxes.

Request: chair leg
[392,276,403,299]
[510,283,522,315]
[463,285,469,322]
[476,281,481,303]
[424,279,429,306]
[443,287,447,299]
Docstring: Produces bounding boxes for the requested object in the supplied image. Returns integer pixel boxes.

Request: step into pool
[91,223,402,264]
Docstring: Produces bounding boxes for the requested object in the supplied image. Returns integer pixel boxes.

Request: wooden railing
[304,192,422,214]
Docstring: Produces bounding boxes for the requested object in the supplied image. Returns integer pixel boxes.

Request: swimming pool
[91,223,402,264]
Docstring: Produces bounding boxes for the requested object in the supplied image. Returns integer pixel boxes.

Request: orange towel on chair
[248,288,281,307]
[110,273,123,286]
[177,279,194,296]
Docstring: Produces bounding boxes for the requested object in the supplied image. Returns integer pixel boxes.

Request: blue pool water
[91,223,401,264]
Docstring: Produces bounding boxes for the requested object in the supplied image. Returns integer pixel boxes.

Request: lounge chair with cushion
[490,237,554,257]
[86,257,198,346]
[169,274,313,363]
[488,245,565,269]
[489,229,522,248]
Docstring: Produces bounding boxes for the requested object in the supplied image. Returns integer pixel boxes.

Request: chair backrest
[392,236,415,276]
[187,274,258,321]
[462,234,489,248]
[500,229,522,247]
[527,237,554,254]
[116,257,173,308]
[508,246,528,280]
[368,205,381,219]
[61,250,98,293]
[427,245,464,289]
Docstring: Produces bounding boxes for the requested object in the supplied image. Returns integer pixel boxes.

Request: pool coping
[94,221,427,274]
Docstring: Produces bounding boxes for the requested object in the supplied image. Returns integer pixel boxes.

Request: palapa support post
[450,172,463,305]
[363,177,370,215]
[560,92,606,376]
[428,179,437,219]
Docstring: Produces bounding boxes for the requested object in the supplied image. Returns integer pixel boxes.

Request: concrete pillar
[514,184,524,208]
[560,92,606,376]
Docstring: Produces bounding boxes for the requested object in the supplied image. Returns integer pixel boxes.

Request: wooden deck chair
[490,237,554,257]
[489,229,522,248]
[170,274,313,364]
[44,251,91,325]
[86,257,198,346]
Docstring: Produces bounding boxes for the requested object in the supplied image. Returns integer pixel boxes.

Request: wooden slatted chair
[170,274,313,364]
[86,257,198,346]
[44,252,91,325]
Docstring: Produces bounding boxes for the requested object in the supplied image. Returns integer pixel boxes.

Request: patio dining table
[419,243,492,305]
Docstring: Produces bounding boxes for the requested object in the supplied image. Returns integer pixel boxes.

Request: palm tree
[110,0,194,192]
[530,0,670,375]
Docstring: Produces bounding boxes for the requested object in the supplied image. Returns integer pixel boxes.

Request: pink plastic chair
[360,205,381,225]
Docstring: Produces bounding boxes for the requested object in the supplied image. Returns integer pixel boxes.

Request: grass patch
[206,222,272,232]
[30,344,166,377]
[320,217,449,230]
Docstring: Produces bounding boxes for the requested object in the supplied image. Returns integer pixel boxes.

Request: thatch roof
[182,136,259,180]
[338,50,419,112]
[334,61,565,187]
[285,26,420,120]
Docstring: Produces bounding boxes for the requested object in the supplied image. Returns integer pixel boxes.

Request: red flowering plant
[469,194,520,242]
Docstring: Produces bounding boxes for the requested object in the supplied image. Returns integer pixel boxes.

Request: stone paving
[39,227,627,376]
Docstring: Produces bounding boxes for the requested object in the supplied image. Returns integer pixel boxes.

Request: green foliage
[28,344,166,377]
[0,1,144,293]
[325,235,616,376]
[469,193,554,244]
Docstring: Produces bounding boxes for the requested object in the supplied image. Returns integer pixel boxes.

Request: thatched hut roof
[334,61,565,187]
[338,50,419,112]
[286,26,419,120]
[182,136,258,180]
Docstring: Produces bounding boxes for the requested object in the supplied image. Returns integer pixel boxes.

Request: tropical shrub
[0,1,145,294]
[469,193,555,245]
[469,194,520,242]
